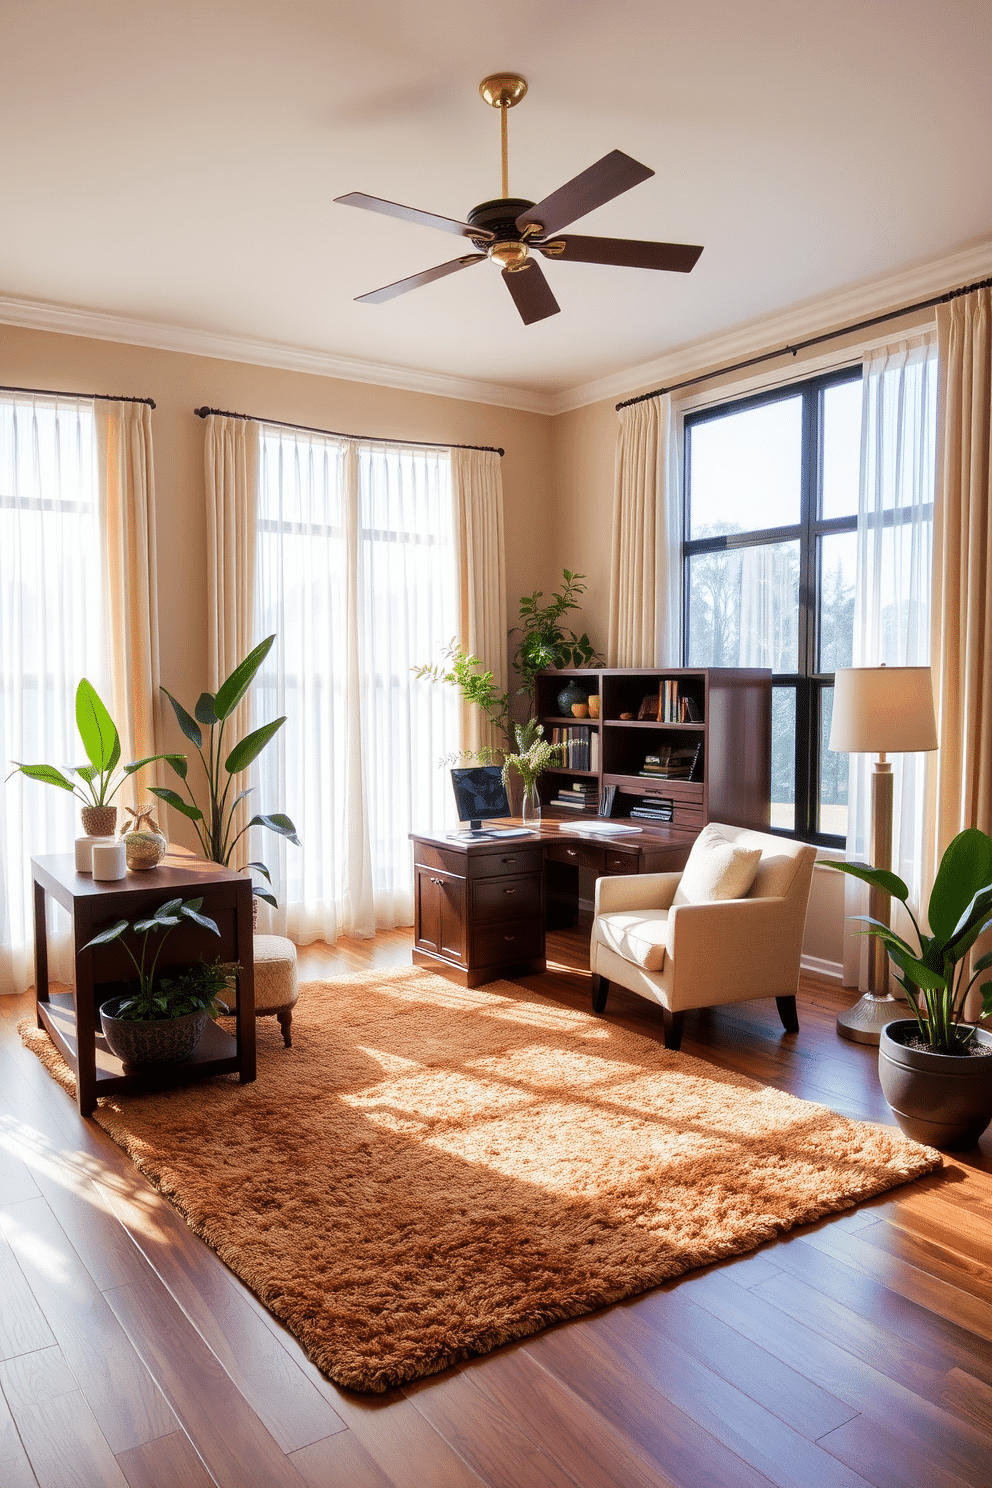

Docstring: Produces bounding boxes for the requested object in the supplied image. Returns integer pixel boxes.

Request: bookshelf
[534,667,771,837]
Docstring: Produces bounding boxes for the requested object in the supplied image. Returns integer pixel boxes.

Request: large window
[252,427,459,942]
[683,369,863,844]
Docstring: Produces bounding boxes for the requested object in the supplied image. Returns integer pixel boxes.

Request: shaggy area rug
[20,967,940,1393]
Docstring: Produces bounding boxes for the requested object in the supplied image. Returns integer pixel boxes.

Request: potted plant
[825,827,992,1149]
[7,679,183,836]
[83,895,237,1066]
[512,570,603,708]
[151,635,300,907]
[501,721,564,824]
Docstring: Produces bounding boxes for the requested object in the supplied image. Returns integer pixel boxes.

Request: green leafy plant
[824,827,992,1053]
[82,896,234,1019]
[513,570,604,703]
[501,721,564,793]
[7,679,183,807]
[151,635,300,907]
[413,642,514,756]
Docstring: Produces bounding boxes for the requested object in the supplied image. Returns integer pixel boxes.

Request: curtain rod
[193,405,504,457]
[615,275,992,411]
[0,383,155,408]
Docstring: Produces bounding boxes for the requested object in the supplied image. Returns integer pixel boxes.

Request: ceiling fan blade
[539,235,703,273]
[501,260,560,326]
[356,254,486,304]
[336,192,494,241]
[516,151,654,238]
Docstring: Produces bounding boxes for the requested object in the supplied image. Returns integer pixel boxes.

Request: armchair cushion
[672,823,762,907]
[592,909,670,972]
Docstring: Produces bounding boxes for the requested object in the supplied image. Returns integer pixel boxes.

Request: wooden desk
[32,849,255,1116]
[411,822,694,987]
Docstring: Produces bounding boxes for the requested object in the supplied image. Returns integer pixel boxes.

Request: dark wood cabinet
[414,864,466,965]
[535,666,771,839]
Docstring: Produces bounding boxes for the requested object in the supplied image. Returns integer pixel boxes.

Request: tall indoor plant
[826,827,992,1147]
[151,636,299,907]
[7,678,183,836]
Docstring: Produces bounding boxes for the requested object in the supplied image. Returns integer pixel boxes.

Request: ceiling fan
[335,74,703,326]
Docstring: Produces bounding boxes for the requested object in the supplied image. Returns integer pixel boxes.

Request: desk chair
[589,823,817,1050]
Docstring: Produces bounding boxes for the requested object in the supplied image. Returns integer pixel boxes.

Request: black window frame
[681,365,862,847]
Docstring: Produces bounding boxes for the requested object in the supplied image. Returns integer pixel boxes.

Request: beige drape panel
[927,287,992,1019]
[451,447,507,753]
[204,413,259,796]
[609,394,680,666]
[96,401,161,797]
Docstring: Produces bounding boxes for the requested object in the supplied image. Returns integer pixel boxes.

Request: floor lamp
[829,666,938,1044]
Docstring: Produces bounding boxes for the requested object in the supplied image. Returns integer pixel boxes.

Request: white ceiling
[1,1,990,403]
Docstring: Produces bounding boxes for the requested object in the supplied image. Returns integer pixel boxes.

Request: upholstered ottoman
[252,934,299,1047]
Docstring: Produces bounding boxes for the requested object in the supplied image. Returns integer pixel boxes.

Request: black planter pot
[100,997,209,1067]
[878,1019,992,1150]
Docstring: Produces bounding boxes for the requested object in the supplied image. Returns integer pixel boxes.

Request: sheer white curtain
[0,395,107,993]
[843,337,937,983]
[252,426,458,943]
[451,447,506,755]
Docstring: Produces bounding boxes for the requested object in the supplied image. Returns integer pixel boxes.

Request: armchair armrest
[595,872,682,916]
[667,895,804,1001]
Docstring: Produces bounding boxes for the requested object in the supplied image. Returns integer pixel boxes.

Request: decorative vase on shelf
[556,680,586,717]
[521,783,541,825]
[81,805,117,837]
[120,804,168,870]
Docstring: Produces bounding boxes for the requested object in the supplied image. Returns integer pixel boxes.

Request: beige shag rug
[20,967,940,1393]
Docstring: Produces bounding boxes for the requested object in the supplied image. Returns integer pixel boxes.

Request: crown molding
[0,293,555,417]
[550,239,992,415]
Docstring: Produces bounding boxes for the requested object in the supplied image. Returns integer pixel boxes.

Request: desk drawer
[605,850,641,874]
[545,840,607,874]
[473,873,543,923]
[470,846,544,880]
[473,917,543,966]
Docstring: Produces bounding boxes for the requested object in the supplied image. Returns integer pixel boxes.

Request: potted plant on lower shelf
[826,827,992,1149]
[84,896,237,1067]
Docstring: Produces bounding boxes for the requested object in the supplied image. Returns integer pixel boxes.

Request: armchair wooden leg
[662,1008,684,1051]
[276,1007,293,1047]
[776,995,800,1034]
[591,974,610,1014]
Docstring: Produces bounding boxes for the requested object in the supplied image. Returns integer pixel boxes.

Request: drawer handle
[503,887,517,895]
[504,934,515,941]
[566,849,578,857]
[501,856,516,864]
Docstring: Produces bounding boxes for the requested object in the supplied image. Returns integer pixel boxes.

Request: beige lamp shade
[829,666,938,754]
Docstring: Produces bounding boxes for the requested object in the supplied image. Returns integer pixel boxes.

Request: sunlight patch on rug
[19,967,940,1392]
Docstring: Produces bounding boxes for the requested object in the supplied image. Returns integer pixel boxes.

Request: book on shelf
[598,784,618,817]
[641,742,703,781]
[550,724,596,771]
[554,796,596,811]
[652,680,704,724]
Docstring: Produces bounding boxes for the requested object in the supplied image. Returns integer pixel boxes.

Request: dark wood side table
[32,848,255,1117]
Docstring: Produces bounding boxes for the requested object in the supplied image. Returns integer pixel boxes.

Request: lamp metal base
[836,992,905,1045]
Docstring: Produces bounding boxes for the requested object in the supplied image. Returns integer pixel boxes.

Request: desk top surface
[410,819,693,855]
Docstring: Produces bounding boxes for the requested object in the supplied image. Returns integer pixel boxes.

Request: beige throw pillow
[672,824,762,906]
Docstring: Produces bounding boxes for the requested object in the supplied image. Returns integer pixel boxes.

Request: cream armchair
[589,823,817,1050]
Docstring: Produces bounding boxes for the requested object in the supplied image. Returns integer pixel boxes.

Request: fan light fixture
[334,75,703,325]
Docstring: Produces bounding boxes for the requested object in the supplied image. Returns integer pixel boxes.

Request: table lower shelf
[38,992,244,1097]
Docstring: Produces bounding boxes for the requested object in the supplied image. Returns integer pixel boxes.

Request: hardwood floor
[1,928,990,1487]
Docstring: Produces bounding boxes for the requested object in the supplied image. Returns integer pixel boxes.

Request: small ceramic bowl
[571,702,589,718]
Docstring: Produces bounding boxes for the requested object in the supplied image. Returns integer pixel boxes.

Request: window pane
[821,378,862,519]
[688,396,802,538]
[686,540,799,673]
[771,687,796,831]
[818,530,856,672]
[819,685,848,837]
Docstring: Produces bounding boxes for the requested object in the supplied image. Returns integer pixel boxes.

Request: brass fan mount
[478,74,528,110]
